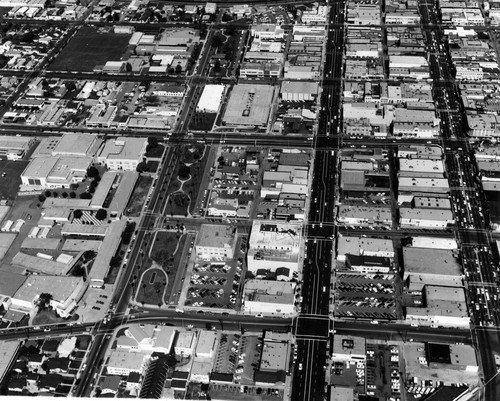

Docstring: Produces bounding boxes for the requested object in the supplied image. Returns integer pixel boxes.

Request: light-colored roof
[280,80,319,94]
[332,335,366,358]
[196,224,236,249]
[99,137,147,162]
[0,233,16,262]
[260,341,288,371]
[90,220,126,282]
[21,238,61,250]
[107,349,145,371]
[176,331,195,349]
[244,280,295,304]
[90,171,117,208]
[62,239,101,252]
[399,158,444,174]
[403,247,462,278]
[249,220,302,250]
[11,252,69,275]
[61,223,109,237]
[195,330,216,357]
[410,237,457,250]
[108,171,138,213]
[196,85,224,113]
[0,341,20,383]
[13,275,84,303]
[223,84,274,126]
[52,133,100,157]
[399,207,454,221]
[337,236,394,256]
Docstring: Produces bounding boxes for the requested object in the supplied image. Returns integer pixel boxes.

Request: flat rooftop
[260,342,288,371]
[13,275,84,303]
[223,84,274,126]
[196,224,236,249]
[0,270,26,297]
[403,247,462,278]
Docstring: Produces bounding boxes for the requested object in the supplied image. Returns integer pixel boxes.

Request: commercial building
[195,330,217,359]
[345,254,393,274]
[106,350,147,376]
[116,324,176,354]
[336,235,395,261]
[97,137,148,171]
[222,84,274,127]
[174,331,196,357]
[242,280,295,315]
[50,133,100,157]
[9,275,87,318]
[406,286,470,328]
[21,156,92,190]
[400,208,454,229]
[280,81,319,102]
[331,335,366,362]
[195,224,237,260]
[196,85,224,113]
[337,205,392,226]
[247,220,302,275]
[403,247,463,281]
[0,135,35,160]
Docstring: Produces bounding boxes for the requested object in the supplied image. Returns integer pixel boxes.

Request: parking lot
[333,273,401,320]
[184,259,243,309]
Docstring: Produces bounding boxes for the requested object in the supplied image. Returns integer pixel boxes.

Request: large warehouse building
[222,84,274,127]
[196,85,225,113]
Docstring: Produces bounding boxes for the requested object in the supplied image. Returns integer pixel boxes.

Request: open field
[49,26,131,72]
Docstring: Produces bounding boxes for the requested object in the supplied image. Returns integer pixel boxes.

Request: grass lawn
[48,26,131,72]
[0,160,29,201]
[136,268,167,306]
[150,231,187,304]
[165,192,190,216]
[126,175,153,217]
[32,309,66,325]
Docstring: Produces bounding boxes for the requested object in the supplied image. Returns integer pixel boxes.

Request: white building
[195,330,217,359]
[301,5,327,24]
[196,85,224,113]
[9,275,87,318]
[247,220,302,275]
[195,224,236,260]
[400,208,454,229]
[331,335,366,362]
[97,137,147,171]
[106,350,147,376]
[406,286,470,328]
[243,280,295,315]
[174,331,196,357]
[21,156,92,190]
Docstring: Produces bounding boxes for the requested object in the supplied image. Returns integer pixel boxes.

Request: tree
[86,166,99,178]
[38,194,46,202]
[90,180,98,188]
[44,190,51,198]
[82,250,96,261]
[212,33,225,48]
[52,191,58,198]
[178,164,191,180]
[61,192,68,198]
[95,209,107,221]
[80,192,92,199]
[175,64,183,74]
[64,81,77,92]
[37,293,53,310]
[73,209,83,219]
[110,256,122,268]
[69,191,76,198]
[214,59,221,72]
[88,186,96,194]
[136,162,148,173]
